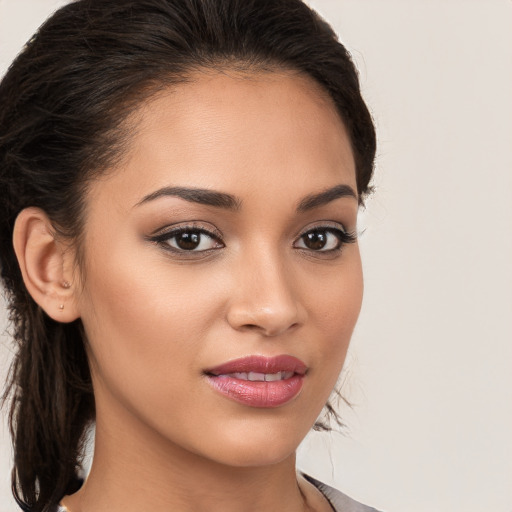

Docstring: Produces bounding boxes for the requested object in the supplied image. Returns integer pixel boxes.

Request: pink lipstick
[205,355,307,408]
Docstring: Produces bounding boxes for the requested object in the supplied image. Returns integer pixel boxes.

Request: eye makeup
[294,225,357,253]
[146,221,224,257]
[146,218,357,261]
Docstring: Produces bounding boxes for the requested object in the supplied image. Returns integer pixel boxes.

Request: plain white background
[1,1,511,511]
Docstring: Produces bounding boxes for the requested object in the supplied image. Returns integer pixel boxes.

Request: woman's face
[76,70,363,467]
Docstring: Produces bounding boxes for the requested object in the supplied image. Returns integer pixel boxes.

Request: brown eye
[303,231,329,250]
[156,228,223,252]
[294,227,351,252]
[174,231,201,250]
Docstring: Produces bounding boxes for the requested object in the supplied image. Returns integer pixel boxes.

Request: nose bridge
[227,241,304,336]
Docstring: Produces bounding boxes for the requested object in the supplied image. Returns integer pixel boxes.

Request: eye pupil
[304,231,327,250]
[176,231,201,250]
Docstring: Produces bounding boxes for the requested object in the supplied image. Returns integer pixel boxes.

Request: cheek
[308,247,363,333]
[82,225,220,333]
[77,238,225,405]
[304,252,363,390]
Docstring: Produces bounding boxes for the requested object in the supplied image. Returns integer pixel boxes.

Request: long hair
[0,1,376,510]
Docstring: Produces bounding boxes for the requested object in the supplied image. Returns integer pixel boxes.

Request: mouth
[217,371,295,382]
[204,355,307,408]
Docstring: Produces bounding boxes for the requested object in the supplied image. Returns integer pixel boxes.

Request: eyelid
[148,221,223,240]
[295,220,354,239]
[303,221,343,234]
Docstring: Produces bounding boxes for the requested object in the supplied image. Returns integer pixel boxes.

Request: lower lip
[206,374,304,408]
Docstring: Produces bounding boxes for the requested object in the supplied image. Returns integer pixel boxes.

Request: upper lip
[205,355,307,376]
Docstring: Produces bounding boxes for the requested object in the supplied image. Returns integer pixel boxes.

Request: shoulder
[302,473,384,512]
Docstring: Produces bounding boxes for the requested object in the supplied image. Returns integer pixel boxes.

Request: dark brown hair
[0,1,376,510]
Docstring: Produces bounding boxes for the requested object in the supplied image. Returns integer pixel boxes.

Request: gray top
[304,474,383,512]
[57,474,383,512]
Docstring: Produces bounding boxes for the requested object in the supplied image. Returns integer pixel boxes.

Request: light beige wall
[1,1,511,511]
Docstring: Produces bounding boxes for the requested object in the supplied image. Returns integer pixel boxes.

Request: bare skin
[15,70,362,512]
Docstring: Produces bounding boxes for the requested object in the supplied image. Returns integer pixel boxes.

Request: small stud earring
[59,304,64,311]
[62,281,71,289]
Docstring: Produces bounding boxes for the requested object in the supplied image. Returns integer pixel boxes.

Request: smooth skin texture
[14,70,362,512]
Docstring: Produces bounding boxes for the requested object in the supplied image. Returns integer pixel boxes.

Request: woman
[0,0,378,511]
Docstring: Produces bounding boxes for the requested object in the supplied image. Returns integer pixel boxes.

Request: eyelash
[295,225,357,253]
[148,224,223,255]
[148,223,357,256]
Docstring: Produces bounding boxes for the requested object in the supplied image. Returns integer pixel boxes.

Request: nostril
[226,296,305,336]
[240,321,300,337]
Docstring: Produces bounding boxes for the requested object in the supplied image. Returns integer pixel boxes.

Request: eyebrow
[297,184,358,211]
[135,186,242,210]
[135,183,357,211]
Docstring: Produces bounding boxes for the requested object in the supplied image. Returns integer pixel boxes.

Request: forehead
[88,69,356,209]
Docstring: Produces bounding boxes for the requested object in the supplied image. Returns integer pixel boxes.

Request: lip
[205,355,307,408]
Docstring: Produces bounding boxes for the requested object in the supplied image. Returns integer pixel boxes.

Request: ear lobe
[13,207,80,323]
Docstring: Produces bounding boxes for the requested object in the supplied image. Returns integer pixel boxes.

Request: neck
[63,407,314,512]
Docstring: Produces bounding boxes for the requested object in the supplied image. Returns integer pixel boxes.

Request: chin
[207,442,297,468]
[189,415,310,468]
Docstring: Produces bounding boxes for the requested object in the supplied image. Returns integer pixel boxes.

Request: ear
[13,207,80,323]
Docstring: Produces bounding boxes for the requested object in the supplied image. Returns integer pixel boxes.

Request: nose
[226,249,306,337]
